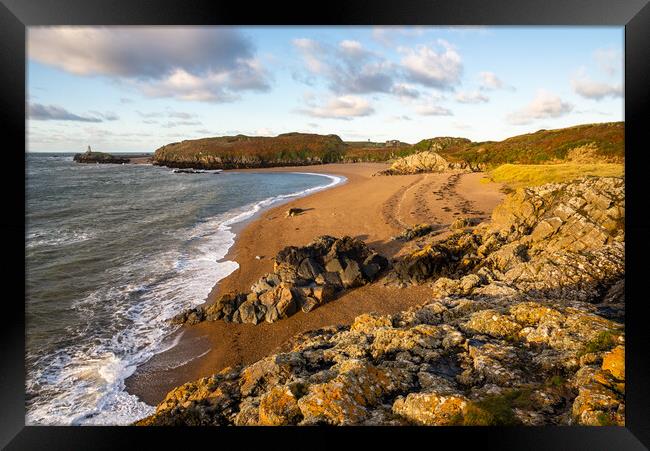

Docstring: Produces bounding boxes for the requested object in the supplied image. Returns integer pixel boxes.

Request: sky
[26,26,624,152]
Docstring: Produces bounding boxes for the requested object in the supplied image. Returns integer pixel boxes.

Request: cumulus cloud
[391,83,421,99]
[293,38,396,94]
[478,71,504,90]
[415,104,453,116]
[455,90,489,104]
[28,103,117,122]
[506,90,573,125]
[28,27,271,102]
[571,75,622,100]
[298,95,374,120]
[398,40,462,90]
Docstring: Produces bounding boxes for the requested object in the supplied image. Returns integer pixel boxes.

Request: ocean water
[25,153,343,425]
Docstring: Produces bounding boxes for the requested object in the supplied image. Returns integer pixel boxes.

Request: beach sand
[125,162,505,405]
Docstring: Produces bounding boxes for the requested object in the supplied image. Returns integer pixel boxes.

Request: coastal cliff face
[136,176,625,426]
[152,133,346,169]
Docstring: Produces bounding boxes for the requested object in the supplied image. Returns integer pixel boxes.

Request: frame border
[2,0,649,448]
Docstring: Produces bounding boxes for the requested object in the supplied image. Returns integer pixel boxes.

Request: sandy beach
[125,162,505,405]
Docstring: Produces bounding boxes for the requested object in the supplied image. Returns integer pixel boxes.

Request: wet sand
[125,163,504,405]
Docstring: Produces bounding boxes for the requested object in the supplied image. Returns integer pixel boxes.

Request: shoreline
[125,162,506,406]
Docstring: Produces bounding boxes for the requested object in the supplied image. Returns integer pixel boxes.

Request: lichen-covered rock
[601,346,624,381]
[376,151,477,176]
[139,177,625,427]
[258,386,303,425]
[392,391,468,425]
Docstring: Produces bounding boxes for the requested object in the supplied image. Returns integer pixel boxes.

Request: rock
[450,217,470,230]
[376,151,474,176]
[392,391,468,425]
[73,150,130,164]
[258,386,303,425]
[297,257,324,280]
[395,223,435,241]
[601,346,624,381]
[286,208,306,217]
[238,300,259,325]
[311,283,337,304]
[301,297,320,313]
[275,288,297,319]
[340,258,365,288]
[315,271,343,288]
[462,310,522,338]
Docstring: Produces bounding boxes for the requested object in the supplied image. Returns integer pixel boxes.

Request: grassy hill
[152,122,624,169]
[435,122,624,165]
[153,133,346,169]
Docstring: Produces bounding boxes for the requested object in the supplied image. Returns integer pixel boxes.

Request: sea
[25,153,344,425]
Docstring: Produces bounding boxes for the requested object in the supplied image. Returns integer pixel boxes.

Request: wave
[26,229,95,249]
[26,171,344,425]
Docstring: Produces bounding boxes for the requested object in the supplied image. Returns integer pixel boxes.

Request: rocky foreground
[137,176,624,426]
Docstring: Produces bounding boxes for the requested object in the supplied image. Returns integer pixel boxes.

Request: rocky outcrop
[137,297,624,426]
[375,151,484,176]
[139,176,624,426]
[172,236,389,325]
[153,133,346,170]
[73,151,130,164]
[391,177,624,313]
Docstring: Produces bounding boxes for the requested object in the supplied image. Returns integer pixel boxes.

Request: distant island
[73,146,131,164]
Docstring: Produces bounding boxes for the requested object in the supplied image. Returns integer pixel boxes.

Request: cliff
[153,133,346,169]
[136,176,625,426]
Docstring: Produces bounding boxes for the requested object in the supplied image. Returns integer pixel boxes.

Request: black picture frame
[2,0,649,448]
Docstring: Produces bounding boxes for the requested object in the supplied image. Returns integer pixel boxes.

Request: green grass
[453,389,533,426]
[484,163,624,189]
[577,331,619,358]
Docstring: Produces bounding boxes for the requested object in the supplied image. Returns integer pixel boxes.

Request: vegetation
[577,331,619,358]
[439,122,624,165]
[152,122,624,169]
[453,389,535,426]
[484,163,624,189]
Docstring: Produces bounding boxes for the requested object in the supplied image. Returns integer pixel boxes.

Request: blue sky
[27,26,623,152]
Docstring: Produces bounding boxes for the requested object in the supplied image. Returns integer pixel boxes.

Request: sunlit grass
[482,163,624,189]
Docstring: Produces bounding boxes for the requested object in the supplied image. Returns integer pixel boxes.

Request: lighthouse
[86,145,92,154]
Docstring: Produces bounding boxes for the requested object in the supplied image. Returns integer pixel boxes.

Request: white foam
[26,171,345,425]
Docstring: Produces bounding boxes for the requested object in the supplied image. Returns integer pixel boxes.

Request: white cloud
[455,90,489,104]
[293,38,395,94]
[391,83,421,100]
[399,40,462,90]
[415,104,453,116]
[298,95,374,120]
[571,75,622,100]
[28,27,271,102]
[28,103,116,122]
[478,71,503,90]
[507,90,573,125]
